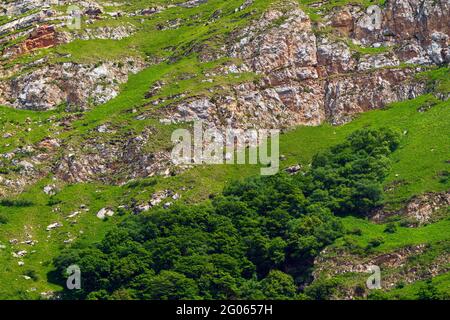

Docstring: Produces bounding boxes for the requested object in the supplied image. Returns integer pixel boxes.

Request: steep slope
[0,0,448,299]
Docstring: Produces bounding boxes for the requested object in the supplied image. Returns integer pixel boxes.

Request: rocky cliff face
[0,59,144,110]
[0,0,448,187]
[0,0,141,111]
[2,25,60,58]
[1,0,447,122]
[54,128,173,184]
[165,0,448,128]
[371,191,450,226]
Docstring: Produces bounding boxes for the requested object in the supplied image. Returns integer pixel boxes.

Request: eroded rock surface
[0,0,448,186]
[313,243,450,299]
[371,192,450,226]
[163,0,448,128]
[0,59,144,110]
[54,128,173,184]
[2,25,60,58]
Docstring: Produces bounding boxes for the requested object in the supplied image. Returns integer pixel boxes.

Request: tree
[260,270,297,300]
[287,206,343,259]
[134,270,199,300]
[304,277,341,300]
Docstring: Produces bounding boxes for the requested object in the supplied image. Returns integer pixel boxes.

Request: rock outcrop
[0,0,448,186]
[313,243,450,299]
[324,68,425,124]
[162,0,449,128]
[1,0,448,125]
[0,59,145,110]
[371,191,450,226]
[54,128,173,184]
[3,25,60,58]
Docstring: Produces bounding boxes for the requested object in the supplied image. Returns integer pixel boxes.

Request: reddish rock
[331,10,354,36]
[3,25,58,58]
[24,25,57,51]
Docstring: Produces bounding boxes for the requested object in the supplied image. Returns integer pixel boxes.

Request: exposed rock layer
[0,59,145,110]
[166,0,449,128]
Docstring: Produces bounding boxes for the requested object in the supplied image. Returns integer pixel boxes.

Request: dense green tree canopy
[54,128,399,300]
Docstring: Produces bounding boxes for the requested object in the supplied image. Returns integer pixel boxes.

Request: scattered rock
[235,0,253,12]
[139,6,164,16]
[163,202,173,209]
[67,211,80,219]
[43,184,57,196]
[84,7,103,17]
[46,222,62,231]
[172,193,181,200]
[179,0,208,9]
[0,59,145,111]
[40,291,55,299]
[96,208,114,220]
[150,190,174,206]
[97,124,109,133]
[285,164,302,175]
[13,250,28,258]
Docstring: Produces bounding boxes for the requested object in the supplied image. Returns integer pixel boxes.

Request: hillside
[0,0,448,300]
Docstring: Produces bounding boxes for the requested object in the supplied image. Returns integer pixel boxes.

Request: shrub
[51,128,400,300]
[0,214,8,224]
[384,223,397,234]
[347,228,363,236]
[24,269,39,281]
[304,278,341,300]
[438,170,449,184]
[0,199,33,207]
[367,237,385,249]
[47,197,62,206]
